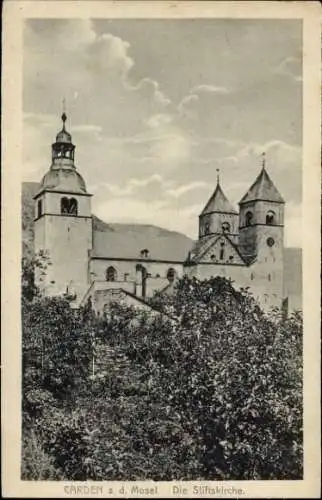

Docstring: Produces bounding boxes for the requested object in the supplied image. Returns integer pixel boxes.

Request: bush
[21,428,62,480]
[22,276,302,480]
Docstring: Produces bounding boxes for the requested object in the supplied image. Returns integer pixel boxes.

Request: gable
[196,235,246,265]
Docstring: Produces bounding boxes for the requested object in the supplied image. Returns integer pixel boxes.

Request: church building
[34,113,286,313]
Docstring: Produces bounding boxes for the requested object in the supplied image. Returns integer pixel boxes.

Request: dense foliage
[21,262,303,480]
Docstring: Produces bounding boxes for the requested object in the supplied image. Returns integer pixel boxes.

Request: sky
[23,19,302,247]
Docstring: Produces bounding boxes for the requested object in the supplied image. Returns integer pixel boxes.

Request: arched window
[266,210,275,225]
[106,266,117,282]
[245,211,253,226]
[251,272,254,280]
[61,197,69,214]
[210,254,216,261]
[167,267,176,282]
[69,198,78,215]
[37,199,42,218]
[268,273,271,281]
[60,197,78,215]
[204,222,210,235]
[140,248,149,259]
[222,222,231,233]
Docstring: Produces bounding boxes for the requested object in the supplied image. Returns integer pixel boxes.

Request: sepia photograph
[21,16,303,481]
[1,1,321,498]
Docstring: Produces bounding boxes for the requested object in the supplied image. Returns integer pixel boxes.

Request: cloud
[273,56,302,83]
[91,172,212,227]
[167,181,208,198]
[177,94,200,118]
[234,139,302,203]
[148,131,193,168]
[23,19,302,246]
[85,33,134,77]
[73,125,103,133]
[96,175,208,204]
[99,174,169,199]
[191,84,230,94]
[24,19,172,137]
[146,113,173,129]
[24,112,57,128]
[23,113,58,180]
[126,78,171,108]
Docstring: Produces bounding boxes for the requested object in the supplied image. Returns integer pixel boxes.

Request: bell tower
[238,153,285,309]
[199,170,239,243]
[33,109,93,304]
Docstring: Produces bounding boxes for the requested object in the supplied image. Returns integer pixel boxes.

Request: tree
[21,250,51,303]
[22,276,303,480]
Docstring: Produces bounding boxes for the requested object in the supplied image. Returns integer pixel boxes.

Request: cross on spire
[216,168,220,185]
[261,151,266,169]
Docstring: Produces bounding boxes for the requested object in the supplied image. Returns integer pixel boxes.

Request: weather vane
[216,168,220,184]
[261,151,266,168]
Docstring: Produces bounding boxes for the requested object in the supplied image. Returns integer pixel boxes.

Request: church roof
[37,168,88,195]
[200,182,238,216]
[55,112,72,143]
[92,218,193,261]
[56,129,72,143]
[35,111,88,196]
[239,167,284,204]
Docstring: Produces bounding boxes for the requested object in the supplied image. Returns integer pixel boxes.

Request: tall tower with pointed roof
[34,111,93,303]
[199,172,239,243]
[238,153,285,308]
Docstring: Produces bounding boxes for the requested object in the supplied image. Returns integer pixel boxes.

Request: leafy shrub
[22,276,302,480]
[21,428,62,480]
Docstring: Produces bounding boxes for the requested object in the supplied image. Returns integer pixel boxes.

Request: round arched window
[167,268,176,282]
[245,211,253,226]
[106,266,117,281]
[266,210,276,225]
[61,197,78,215]
[266,237,275,247]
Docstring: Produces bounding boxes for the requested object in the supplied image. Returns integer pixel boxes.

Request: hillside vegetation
[22,271,303,480]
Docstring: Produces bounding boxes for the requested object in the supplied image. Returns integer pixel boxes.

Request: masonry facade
[34,114,286,312]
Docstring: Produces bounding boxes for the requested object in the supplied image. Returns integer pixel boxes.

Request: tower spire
[51,103,75,167]
[62,98,67,130]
